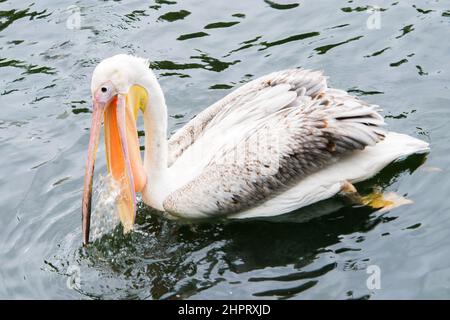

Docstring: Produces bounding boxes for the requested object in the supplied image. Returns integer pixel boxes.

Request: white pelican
[82,54,429,244]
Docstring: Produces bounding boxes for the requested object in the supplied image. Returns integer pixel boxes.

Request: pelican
[82,54,429,244]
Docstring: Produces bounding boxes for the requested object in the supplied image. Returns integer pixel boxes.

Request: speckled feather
[163,69,386,217]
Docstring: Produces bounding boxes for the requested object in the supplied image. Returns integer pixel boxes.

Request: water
[0,0,449,299]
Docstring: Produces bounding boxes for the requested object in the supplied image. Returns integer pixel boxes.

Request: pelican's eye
[94,81,115,104]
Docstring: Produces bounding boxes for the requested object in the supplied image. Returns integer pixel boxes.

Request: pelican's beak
[82,86,147,245]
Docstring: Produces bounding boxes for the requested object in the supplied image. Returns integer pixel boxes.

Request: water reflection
[177,32,209,41]
[0,58,56,75]
[158,10,190,22]
[44,154,427,299]
[150,53,239,73]
[314,36,364,55]
[0,6,50,32]
[263,0,299,11]
[204,21,240,29]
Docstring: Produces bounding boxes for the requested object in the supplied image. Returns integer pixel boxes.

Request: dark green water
[1,0,449,299]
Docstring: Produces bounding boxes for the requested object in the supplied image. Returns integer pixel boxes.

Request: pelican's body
[82,54,429,243]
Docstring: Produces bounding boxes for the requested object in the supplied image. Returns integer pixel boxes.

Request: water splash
[90,174,121,241]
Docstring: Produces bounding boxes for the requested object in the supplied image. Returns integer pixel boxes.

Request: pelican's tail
[377,131,430,161]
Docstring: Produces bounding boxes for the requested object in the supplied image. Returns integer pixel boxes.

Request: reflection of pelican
[82,54,429,244]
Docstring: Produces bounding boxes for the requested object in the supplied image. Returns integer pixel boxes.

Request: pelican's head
[82,54,150,245]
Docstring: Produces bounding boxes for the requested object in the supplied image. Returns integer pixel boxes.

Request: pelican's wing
[167,69,327,166]
[163,78,386,217]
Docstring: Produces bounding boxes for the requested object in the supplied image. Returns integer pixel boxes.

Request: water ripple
[0,0,448,300]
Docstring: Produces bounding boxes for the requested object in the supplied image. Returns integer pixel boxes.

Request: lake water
[1,0,449,299]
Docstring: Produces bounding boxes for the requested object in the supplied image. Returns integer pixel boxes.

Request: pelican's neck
[140,72,171,209]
